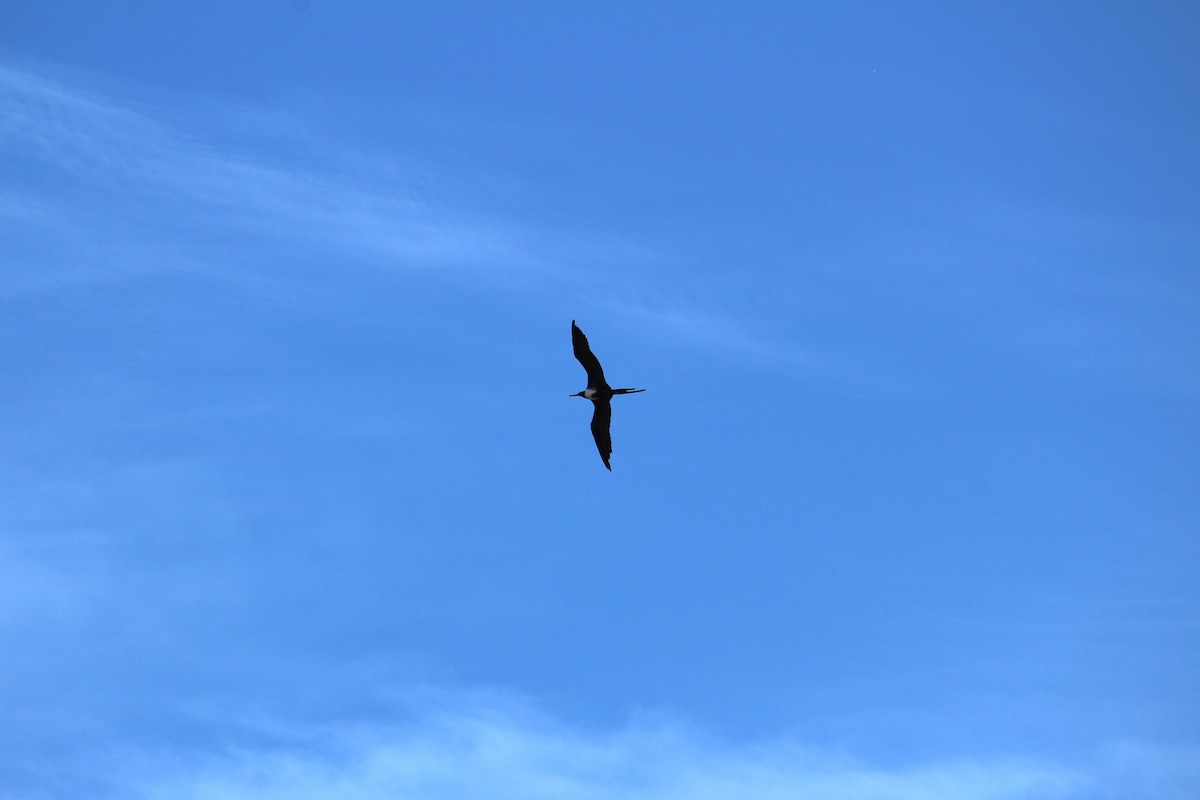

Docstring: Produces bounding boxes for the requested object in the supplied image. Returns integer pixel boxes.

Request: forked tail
[611,388,645,394]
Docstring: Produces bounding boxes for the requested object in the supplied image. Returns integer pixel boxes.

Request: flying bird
[570,320,644,470]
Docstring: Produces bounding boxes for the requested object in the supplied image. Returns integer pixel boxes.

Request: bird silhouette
[569,320,644,470]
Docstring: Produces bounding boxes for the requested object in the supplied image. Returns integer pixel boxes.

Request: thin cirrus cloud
[0,63,573,287]
[95,696,1200,800]
[114,704,1089,800]
[2,62,788,359]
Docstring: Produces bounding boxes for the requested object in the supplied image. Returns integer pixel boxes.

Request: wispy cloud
[0,62,799,360]
[617,302,811,364]
[101,698,1095,800]
[30,691,1177,800]
[0,63,555,287]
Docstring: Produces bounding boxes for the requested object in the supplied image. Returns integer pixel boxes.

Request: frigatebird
[570,320,644,470]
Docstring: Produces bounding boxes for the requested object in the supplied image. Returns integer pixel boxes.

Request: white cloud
[114,703,1088,800]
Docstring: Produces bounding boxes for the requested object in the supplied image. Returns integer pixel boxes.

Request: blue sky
[2,2,1198,798]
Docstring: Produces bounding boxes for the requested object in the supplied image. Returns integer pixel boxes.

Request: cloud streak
[53,692,1188,800]
[6,662,1198,800]
[1,62,800,361]
[0,63,551,285]
[105,700,1093,800]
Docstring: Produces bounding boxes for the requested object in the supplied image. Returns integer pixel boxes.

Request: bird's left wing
[589,399,613,471]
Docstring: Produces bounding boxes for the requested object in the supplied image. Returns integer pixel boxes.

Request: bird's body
[570,320,644,470]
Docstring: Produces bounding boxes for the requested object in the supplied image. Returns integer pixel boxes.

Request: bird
[570,320,644,470]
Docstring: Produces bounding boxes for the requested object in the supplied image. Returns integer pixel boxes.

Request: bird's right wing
[572,320,607,389]
[589,400,613,471]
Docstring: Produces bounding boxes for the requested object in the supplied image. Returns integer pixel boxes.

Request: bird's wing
[572,320,608,389]
[589,399,613,471]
